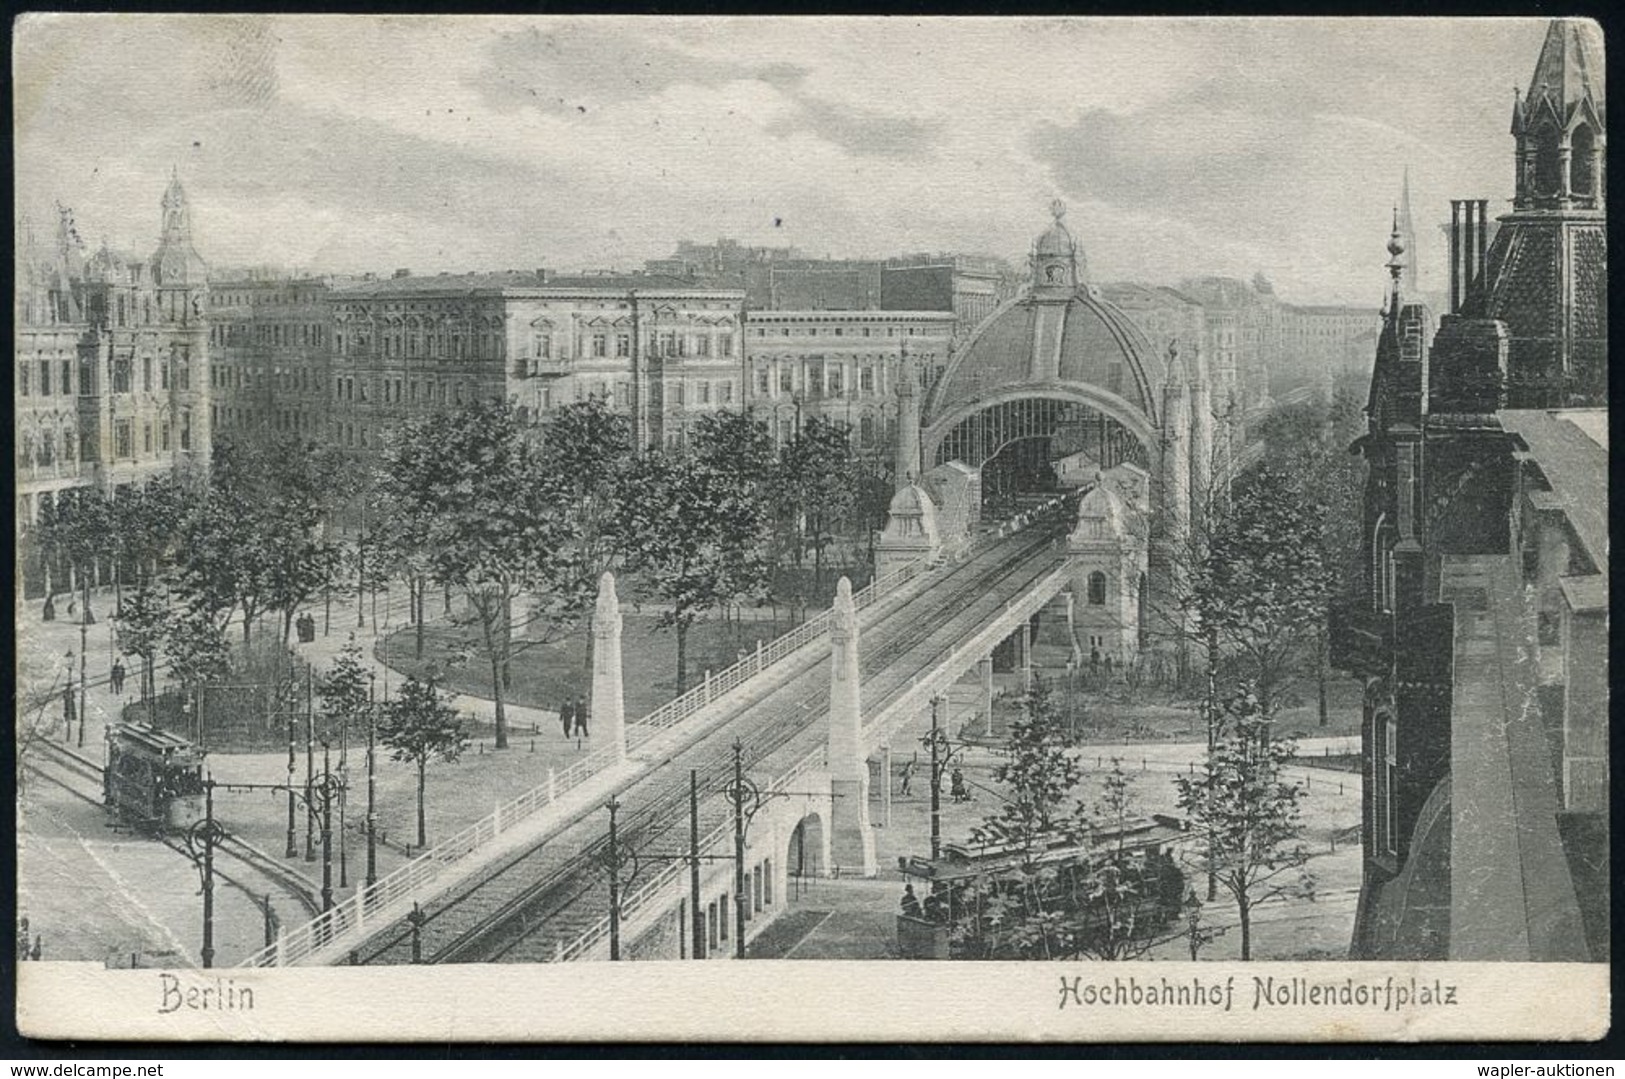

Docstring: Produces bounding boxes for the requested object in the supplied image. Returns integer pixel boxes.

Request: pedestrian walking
[558,698,575,739]
[110,659,126,696]
[63,686,75,728]
[573,695,589,738]
[898,757,915,797]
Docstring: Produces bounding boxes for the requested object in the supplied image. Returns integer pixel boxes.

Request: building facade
[327,271,745,454]
[742,309,956,451]
[208,275,337,442]
[16,173,212,596]
[1337,18,1606,962]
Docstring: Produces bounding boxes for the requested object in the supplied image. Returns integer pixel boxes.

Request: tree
[944,682,1188,961]
[37,486,114,621]
[774,416,857,596]
[114,581,171,707]
[533,398,635,684]
[617,445,769,694]
[1193,464,1335,720]
[317,637,372,744]
[1174,684,1313,960]
[377,675,470,848]
[377,400,567,748]
[163,602,231,745]
[689,411,776,637]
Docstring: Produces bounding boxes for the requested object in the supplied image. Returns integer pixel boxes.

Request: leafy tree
[617,445,770,693]
[774,416,857,595]
[947,683,1185,961]
[1193,464,1335,720]
[533,398,635,683]
[377,400,567,748]
[114,582,171,706]
[378,675,470,848]
[1174,684,1313,960]
[163,602,231,746]
[689,411,776,634]
[37,486,114,621]
[317,637,372,743]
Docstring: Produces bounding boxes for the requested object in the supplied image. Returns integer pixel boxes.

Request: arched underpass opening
[931,397,1151,516]
[787,813,825,902]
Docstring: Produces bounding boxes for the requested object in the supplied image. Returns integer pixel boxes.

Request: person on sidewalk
[110,659,126,696]
[558,697,575,739]
[573,695,589,738]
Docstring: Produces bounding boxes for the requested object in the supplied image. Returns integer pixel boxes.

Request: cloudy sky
[15,15,1560,303]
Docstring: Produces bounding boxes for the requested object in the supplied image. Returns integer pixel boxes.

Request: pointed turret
[894,339,921,491]
[1510,19,1604,211]
[826,576,876,877]
[151,167,208,288]
[591,571,627,762]
[1397,168,1419,294]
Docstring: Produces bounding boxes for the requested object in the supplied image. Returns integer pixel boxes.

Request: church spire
[1396,168,1419,294]
[1511,19,1604,210]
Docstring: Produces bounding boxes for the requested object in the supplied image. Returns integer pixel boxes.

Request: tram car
[103,723,206,834]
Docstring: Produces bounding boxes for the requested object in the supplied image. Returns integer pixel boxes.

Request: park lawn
[377,612,798,722]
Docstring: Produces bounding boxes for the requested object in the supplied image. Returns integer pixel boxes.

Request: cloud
[470,23,807,116]
[766,92,942,159]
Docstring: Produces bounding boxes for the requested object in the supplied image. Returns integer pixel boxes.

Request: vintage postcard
[13,14,1608,1043]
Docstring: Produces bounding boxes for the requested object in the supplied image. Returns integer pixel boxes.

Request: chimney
[393,267,411,279]
[535,268,548,283]
[1448,200,1489,315]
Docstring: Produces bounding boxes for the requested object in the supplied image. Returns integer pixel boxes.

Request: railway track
[353,518,1072,965]
[22,740,323,920]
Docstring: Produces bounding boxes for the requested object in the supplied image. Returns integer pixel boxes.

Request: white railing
[240,496,1072,968]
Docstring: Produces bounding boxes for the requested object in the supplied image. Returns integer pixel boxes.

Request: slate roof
[1499,409,1608,582]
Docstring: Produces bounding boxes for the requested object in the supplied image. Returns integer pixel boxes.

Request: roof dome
[1036,199,1076,259]
[1071,478,1127,541]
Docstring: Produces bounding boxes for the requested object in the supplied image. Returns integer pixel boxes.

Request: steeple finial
[1384,207,1406,315]
[1050,198,1066,223]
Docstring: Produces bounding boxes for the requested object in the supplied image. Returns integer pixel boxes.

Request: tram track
[22,740,323,921]
[352,516,1073,965]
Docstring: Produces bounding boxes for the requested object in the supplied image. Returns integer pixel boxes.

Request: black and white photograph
[12,14,1608,1043]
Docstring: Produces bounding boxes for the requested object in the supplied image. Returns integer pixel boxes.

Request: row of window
[528,331,738,362]
[212,322,328,348]
[751,324,940,339]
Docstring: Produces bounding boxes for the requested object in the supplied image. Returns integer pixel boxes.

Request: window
[780,368,794,393]
[59,360,72,396]
[39,435,54,467]
[696,335,711,358]
[114,420,134,459]
[757,370,770,396]
[454,382,464,405]
[615,334,630,358]
[672,381,685,406]
[39,360,51,397]
[592,333,607,358]
[1087,571,1107,606]
[161,361,170,391]
[18,363,28,397]
[537,334,551,359]
[860,366,874,394]
[719,894,729,940]
[698,381,711,405]
[62,430,75,466]
[829,367,843,396]
[143,423,152,453]
[860,416,875,446]
[615,383,630,409]
[1379,717,1398,856]
[180,410,192,452]
[719,381,733,404]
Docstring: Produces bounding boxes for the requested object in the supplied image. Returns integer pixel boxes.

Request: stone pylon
[826,576,876,877]
[591,571,626,762]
